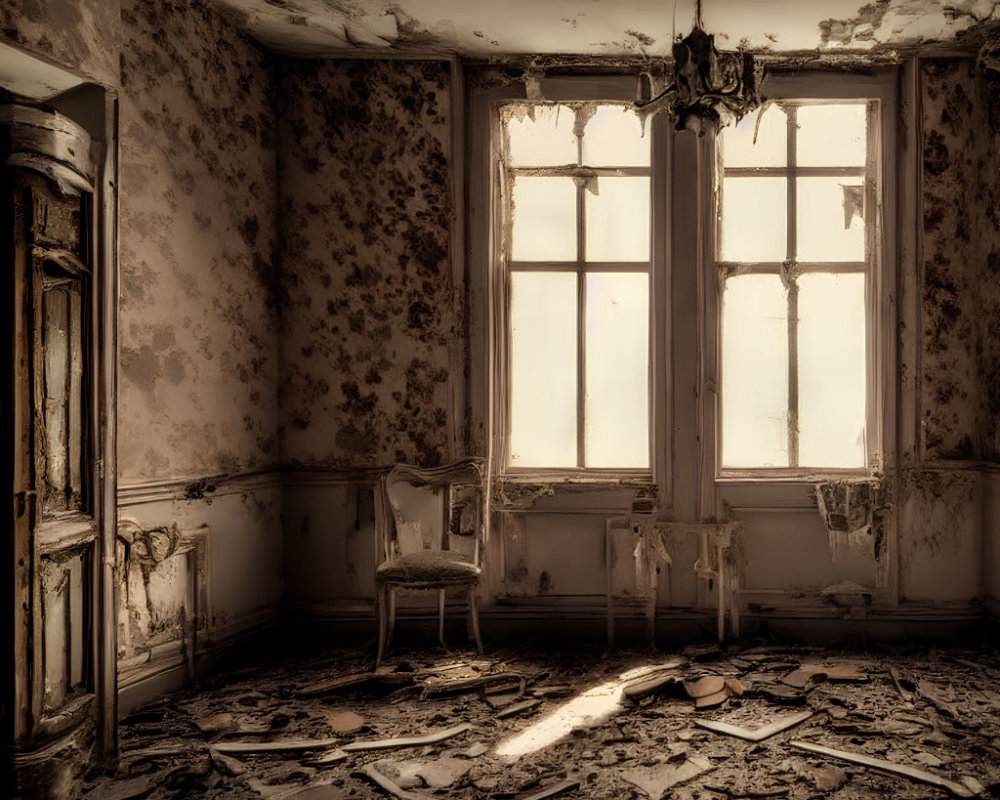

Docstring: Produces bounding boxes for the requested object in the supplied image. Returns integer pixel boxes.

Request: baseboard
[117,606,280,715]
[281,598,993,649]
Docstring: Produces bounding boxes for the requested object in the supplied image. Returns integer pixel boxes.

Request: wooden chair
[373,457,486,666]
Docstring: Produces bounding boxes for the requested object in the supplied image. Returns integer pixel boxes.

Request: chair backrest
[375,458,486,566]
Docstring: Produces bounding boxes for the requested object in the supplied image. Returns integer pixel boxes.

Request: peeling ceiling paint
[206,0,1000,58]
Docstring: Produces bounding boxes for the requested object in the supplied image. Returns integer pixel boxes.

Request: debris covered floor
[89,642,1000,800]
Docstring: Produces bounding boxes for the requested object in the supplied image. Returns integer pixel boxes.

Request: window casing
[713,73,895,479]
[473,71,895,486]
[489,78,668,478]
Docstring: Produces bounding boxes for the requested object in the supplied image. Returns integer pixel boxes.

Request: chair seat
[376,551,481,586]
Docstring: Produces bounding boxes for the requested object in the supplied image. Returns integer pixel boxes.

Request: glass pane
[797,177,865,262]
[720,177,786,262]
[511,176,576,262]
[721,104,787,168]
[796,104,866,167]
[584,273,649,468]
[509,272,577,467]
[506,104,577,167]
[582,105,649,167]
[798,272,866,468]
[585,177,649,262]
[722,274,789,468]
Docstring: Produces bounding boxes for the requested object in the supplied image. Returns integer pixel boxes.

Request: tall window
[718,100,876,470]
[498,103,651,470]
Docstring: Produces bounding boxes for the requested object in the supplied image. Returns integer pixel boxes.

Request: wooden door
[2,102,110,800]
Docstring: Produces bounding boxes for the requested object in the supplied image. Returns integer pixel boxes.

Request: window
[497,101,653,471]
[717,93,880,471]
[474,72,893,485]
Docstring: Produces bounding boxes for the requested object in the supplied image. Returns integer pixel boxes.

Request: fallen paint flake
[621,756,715,798]
[326,711,365,734]
[694,710,814,741]
[461,741,489,758]
[790,740,975,798]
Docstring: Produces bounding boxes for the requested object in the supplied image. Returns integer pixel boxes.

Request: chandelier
[636,0,763,134]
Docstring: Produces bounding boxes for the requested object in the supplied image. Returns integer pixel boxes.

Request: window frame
[469,76,670,486]
[710,71,898,481]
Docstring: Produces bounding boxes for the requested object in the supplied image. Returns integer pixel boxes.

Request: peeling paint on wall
[118,0,280,481]
[0,0,121,86]
[277,58,457,469]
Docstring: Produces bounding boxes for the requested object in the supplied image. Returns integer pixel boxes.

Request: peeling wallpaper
[920,60,982,461]
[118,0,280,482]
[0,0,120,86]
[277,59,458,470]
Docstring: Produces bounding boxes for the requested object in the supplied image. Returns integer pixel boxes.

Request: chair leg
[376,585,387,667]
[469,586,483,655]
[438,588,448,651]
[387,588,397,653]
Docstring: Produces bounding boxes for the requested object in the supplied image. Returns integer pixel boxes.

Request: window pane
[720,177,786,262]
[796,104,866,167]
[506,104,577,166]
[585,273,649,468]
[582,105,649,167]
[797,177,865,262]
[509,272,577,467]
[798,272,866,468]
[585,177,649,262]
[722,274,789,467]
[721,104,787,168]
[511,176,577,261]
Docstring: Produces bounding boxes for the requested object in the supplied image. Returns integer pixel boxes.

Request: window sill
[716,468,873,484]
[499,468,654,487]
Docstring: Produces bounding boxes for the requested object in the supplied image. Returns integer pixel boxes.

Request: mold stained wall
[897,58,1000,609]
[0,0,284,694]
[276,59,460,611]
[116,0,283,674]
[973,60,1000,618]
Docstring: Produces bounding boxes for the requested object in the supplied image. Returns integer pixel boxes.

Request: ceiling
[208,0,1000,58]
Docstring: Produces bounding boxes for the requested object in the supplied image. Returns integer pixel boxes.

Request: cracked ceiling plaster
[207,0,1000,58]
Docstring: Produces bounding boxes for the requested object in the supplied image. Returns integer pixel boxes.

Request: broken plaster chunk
[683,676,726,699]
[806,763,848,792]
[694,689,729,710]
